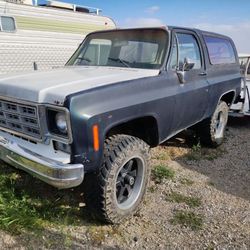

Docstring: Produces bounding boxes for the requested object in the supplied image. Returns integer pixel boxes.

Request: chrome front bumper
[0,135,84,189]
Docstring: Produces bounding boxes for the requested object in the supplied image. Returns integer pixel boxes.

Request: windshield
[67,29,168,69]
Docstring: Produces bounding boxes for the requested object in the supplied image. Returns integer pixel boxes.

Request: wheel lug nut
[129,177,135,185]
[125,175,135,185]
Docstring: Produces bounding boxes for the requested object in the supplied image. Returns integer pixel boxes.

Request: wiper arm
[76,56,92,64]
[108,57,130,68]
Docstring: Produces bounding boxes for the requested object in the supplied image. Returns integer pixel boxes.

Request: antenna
[33,62,38,71]
[4,1,8,14]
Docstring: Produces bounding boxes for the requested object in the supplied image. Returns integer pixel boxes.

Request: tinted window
[204,36,236,64]
[176,33,202,69]
[0,16,16,32]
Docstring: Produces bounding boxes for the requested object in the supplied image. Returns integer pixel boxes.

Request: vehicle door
[168,29,209,132]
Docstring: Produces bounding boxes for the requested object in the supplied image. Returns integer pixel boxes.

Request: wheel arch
[105,116,159,147]
[219,90,236,106]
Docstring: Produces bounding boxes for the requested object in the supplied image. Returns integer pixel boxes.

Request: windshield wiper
[108,57,131,68]
[76,56,92,64]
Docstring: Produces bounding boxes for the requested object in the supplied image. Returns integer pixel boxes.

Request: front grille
[0,99,41,140]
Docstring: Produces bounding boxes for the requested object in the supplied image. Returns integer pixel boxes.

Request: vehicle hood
[0,66,160,105]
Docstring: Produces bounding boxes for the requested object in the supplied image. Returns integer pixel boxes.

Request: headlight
[47,108,69,139]
[55,112,67,134]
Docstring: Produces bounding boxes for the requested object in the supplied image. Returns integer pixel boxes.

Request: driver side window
[176,33,202,69]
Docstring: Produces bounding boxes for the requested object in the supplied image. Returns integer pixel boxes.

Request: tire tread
[83,134,150,224]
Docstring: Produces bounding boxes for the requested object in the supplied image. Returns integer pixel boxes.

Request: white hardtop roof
[238,53,250,59]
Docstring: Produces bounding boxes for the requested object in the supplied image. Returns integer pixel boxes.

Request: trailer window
[0,16,16,32]
[204,36,236,64]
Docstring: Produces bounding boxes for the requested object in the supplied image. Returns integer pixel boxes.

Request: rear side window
[204,36,236,64]
[0,16,16,32]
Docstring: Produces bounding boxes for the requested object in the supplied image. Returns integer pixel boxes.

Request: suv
[0,27,241,224]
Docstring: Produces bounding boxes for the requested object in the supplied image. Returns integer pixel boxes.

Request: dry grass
[184,143,226,162]
[166,192,202,208]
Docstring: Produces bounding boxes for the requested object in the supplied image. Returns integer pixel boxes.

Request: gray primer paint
[0,66,159,104]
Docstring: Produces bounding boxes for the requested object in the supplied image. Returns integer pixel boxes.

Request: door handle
[199,72,207,76]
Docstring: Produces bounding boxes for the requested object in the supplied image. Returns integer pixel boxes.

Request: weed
[0,164,81,234]
[180,178,194,186]
[148,186,156,193]
[88,226,106,246]
[171,210,203,230]
[185,142,202,161]
[206,245,215,250]
[64,233,74,248]
[185,143,225,162]
[192,142,202,152]
[152,150,170,161]
[166,192,201,208]
[87,226,121,246]
[0,173,41,233]
[207,181,215,187]
[203,147,226,161]
[152,165,175,183]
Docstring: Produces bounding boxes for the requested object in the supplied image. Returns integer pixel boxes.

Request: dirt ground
[0,116,249,249]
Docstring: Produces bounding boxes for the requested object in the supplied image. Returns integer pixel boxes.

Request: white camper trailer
[0,0,116,74]
[230,54,250,116]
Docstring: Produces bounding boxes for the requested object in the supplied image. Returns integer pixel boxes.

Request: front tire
[83,134,150,224]
[196,101,229,147]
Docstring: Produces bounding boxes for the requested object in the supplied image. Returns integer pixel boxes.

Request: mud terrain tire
[83,134,150,224]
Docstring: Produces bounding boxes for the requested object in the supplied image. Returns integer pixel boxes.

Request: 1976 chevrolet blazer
[0,26,241,223]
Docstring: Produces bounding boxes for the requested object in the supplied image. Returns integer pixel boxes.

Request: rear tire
[196,101,229,147]
[83,134,150,224]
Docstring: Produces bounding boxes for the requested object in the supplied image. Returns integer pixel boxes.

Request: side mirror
[176,57,195,83]
[181,57,195,71]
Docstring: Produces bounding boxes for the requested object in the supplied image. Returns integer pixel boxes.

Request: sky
[56,0,250,53]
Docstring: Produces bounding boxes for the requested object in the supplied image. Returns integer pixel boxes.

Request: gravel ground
[0,116,249,249]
